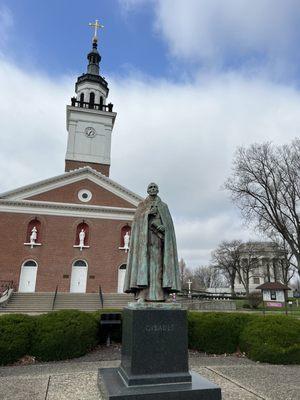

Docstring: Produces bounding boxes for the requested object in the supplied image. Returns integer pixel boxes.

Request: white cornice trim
[0,166,143,206]
[0,200,135,221]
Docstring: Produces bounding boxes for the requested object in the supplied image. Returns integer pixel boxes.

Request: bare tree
[266,236,296,285]
[237,241,260,297]
[225,140,300,277]
[211,240,241,296]
[178,258,191,289]
[192,265,224,290]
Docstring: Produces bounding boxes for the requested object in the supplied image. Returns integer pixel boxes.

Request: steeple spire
[87,19,104,75]
[66,20,116,176]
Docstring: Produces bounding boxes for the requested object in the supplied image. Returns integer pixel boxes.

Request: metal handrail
[70,98,113,112]
[0,280,13,297]
[99,285,104,309]
[52,285,58,310]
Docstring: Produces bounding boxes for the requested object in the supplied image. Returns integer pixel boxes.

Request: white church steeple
[65,20,116,176]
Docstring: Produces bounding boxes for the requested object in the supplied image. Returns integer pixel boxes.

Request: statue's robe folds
[124,196,181,301]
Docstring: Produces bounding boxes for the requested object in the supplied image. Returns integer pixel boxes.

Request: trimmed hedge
[0,314,34,365]
[188,312,254,354]
[240,315,300,364]
[1,310,300,365]
[31,310,98,361]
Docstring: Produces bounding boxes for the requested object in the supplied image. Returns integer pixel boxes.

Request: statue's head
[147,182,159,197]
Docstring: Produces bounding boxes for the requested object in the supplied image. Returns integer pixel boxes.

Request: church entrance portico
[70,260,88,293]
[18,260,38,292]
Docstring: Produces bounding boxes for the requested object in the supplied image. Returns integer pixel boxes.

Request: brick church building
[0,27,142,295]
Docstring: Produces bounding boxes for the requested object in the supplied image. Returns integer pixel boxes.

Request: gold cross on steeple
[88,19,104,41]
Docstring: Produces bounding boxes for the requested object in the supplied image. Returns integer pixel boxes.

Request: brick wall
[65,160,110,176]
[0,212,131,293]
[27,179,136,208]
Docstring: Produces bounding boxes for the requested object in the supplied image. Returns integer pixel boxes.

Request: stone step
[0,292,55,313]
[0,292,134,313]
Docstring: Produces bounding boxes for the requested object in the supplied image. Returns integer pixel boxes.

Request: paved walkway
[0,348,299,399]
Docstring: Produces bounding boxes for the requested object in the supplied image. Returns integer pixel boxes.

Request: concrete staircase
[0,292,54,313]
[0,292,133,313]
[54,293,133,311]
[53,293,101,311]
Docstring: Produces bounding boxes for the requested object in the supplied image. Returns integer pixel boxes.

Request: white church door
[70,260,88,293]
[117,264,127,293]
[19,260,38,292]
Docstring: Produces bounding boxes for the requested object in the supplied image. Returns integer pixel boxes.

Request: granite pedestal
[98,306,221,399]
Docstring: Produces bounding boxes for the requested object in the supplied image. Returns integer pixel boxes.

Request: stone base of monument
[98,306,221,400]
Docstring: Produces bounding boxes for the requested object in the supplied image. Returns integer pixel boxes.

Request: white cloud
[155,0,298,56]
[0,59,72,189]
[1,56,300,267]
[147,0,300,77]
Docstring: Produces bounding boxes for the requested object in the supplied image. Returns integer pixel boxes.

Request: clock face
[85,127,96,138]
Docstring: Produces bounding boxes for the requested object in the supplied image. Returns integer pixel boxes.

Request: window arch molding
[22,259,38,268]
[73,259,88,268]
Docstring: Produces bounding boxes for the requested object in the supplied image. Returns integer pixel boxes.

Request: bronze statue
[124,183,181,302]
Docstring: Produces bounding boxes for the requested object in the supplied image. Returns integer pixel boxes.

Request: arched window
[89,92,95,108]
[23,260,38,267]
[75,222,89,246]
[73,260,87,267]
[99,96,103,110]
[26,219,41,244]
[80,92,84,106]
[120,225,131,247]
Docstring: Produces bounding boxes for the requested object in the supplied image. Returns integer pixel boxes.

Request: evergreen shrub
[31,310,98,361]
[0,314,34,365]
[188,312,254,354]
[240,315,300,364]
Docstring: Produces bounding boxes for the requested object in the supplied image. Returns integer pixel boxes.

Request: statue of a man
[124,183,181,302]
[30,226,37,244]
[79,229,85,247]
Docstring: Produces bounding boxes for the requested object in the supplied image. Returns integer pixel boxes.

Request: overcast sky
[1,0,300,267]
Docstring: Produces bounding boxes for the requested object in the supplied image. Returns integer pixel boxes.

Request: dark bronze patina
[124,183,181,302]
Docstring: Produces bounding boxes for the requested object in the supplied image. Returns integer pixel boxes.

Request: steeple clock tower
[65,20,116,176]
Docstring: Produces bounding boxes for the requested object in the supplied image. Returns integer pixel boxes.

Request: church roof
[0,166,142,205]
[0,167,143,220]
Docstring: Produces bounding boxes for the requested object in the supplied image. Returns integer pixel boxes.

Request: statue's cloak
[124,196,181,293]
